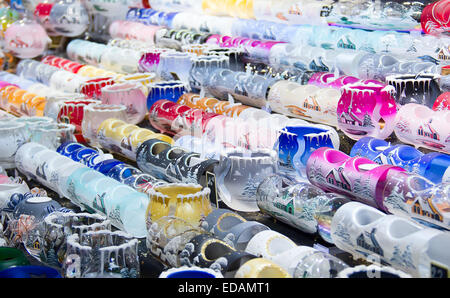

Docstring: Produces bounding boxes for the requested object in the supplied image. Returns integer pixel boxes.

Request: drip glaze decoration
[79,77,115,99]
[189,55,230,92]
[146,183,212,226]
[234,258,291,278]
[214,149,278,212]
[57,99,98,143]
[337,82,398,140]
[331,201,450,278]
[147,81,187,109]
[394,104,450,154]
[306,147,405,209]
[63,230,139,278]
[146,216,206,267]
[256,175,350,244]
[386,74,442,108]
[351,137,450,184]
[26,211,111,266]
[276,124,340,174]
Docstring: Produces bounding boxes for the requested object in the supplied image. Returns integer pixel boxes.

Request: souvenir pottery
[272,245,349,278]
[0,265,62,278]
[79,77,115,99]
[337,264,411,278]
[49,70,87,94]
[189,55,230,92]
[306,147,406,209]
[215,149,278,213]
[207,69,279,108]
[267,80,342,127]
[146,183,212,226]
[256,175,350,244]
[276,124,340,175]
[43,95,85,121]
[351,137,450,184]
[48,0,89,37]
[213,218,270,251]
[81,104,127,146]
[331,201,450,278]
[147,81,187,109]
[421,0,450,35]
[201,208,247,239]
[157,51,194,82]
[337,82,398,141]
[99,46,142,74]
[29,123,75,151]
[57,99,98,143]
[433,92,450,111]
[386,74,442,108]
[0,247,30,272]
[179,234,256,276]
[136,138,183,180]
[63,167,149,237]
[0,120,27,169]
[381,172,450,230]
[100,82,147,125]
[159,266,223,278]
[204,47,245,72]
[4,18,50,59]
[234,258,291,278]
[12,197,61,220]
[63,230,139,278]
[146,216,207,267]
[138,48,176,74]
[0,178,30,210]
[244,230,297,260]
[394,104,450,154]
[96,118,173,161]
[31,212,111,267]
[41,55,85,74]
[15,142,86,196]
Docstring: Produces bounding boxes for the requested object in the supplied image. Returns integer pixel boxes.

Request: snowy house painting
[412,197,443,223]
[326,167,351,191]
[438,47,450,61]
[274,199,295,216]
[356,228,384,257]
[417,121,440,141]
[337,36,356,50]
[303,96,321,112]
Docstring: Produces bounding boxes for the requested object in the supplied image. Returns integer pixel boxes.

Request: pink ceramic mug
[100,82,147,125]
